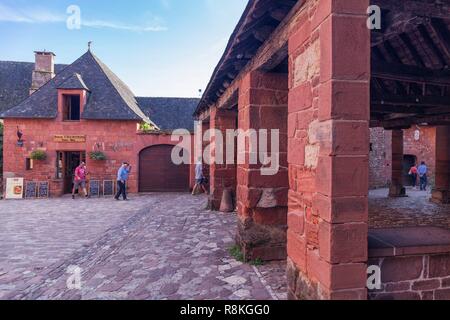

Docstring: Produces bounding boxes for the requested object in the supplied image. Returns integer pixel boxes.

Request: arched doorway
[139,145,190,192]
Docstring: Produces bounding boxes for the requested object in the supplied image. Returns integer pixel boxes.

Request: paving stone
[0,194,286,300]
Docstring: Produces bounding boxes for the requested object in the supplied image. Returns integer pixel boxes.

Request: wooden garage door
[139,145,190,192]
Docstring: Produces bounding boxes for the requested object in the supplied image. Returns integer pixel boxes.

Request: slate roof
[137,97,199,131]
[0,50,151,122]
[0,61,66,114]
[57,73,90,91]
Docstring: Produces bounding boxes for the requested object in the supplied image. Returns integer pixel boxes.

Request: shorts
[196,178,205,185]
[74,180,86,189]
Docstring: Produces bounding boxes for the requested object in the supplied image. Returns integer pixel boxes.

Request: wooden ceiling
[195,0,298,116]
[196,0,450,130]
[371,0,450,129]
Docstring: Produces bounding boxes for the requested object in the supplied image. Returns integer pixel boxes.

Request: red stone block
[315,156,369,197]
[385,282,411,293]
[305,220,319,248]
[247,88,288,106]
[296,170,316,194]
[429,254,450,278]
[249,71,289,91]
[330,263,367,291]
[373,292,421,301]
[288,189,302,211]
[307,249,331,289]
[258,106,288,131]
[312,193,368,224]
[296,109,316,133]
[289,14,311,56]
[318,80,369,121]
[248,169,289,188]
[435,289,450,300]
[327,121,369,156]
[320,15,370,83]
[288,230,307,272]
[288,138,306,166]
[442,277,450,288]
[288,210,305,235]
[252,207,288,226]
[329,288,367,300]
[412,279,440,291]
[288,83,313,113]
[381,256,424,283]
[287,113,298,138]
[318,221,368,264]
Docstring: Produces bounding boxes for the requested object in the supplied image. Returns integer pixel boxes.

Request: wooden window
[62,94,81,121]
[26,158,33,170]
[56,152,63,179]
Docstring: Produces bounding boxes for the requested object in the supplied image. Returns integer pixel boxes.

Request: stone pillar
[287,0,370,300]
[236,70,289,261]
[209,108,237,210]
[389,130,406,197]
[432,126,450,204]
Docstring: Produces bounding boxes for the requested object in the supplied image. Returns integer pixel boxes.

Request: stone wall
[235,71,289,261]
[369,127,436,189]
[286,0,370,300]
[369,254,450,300]
[2,118,195,196]
[369,128,391,189]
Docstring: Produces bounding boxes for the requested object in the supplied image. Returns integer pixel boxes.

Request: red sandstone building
[0,50,199,196]
[196,0,450,300]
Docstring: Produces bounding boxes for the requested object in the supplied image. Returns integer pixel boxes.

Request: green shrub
[30,150,47,161]
[228,245,245,262]
[139,122,157,133]
[89,151,107,161]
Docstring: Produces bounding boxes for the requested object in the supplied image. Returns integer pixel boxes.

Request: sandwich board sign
[5,178,24,199]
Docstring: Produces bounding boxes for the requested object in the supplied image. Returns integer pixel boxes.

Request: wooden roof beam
[372,60,450,86]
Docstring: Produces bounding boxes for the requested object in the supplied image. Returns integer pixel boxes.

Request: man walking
[409,164,418,189]
[192,158,208,195]
[72,161,88,199]
[418,161,428,191]
[115,162,131,201]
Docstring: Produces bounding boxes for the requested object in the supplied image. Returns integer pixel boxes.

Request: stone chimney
[30,51,55,95]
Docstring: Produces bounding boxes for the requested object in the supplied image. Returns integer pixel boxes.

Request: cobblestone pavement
[370,188,450,229]
[0,194,286,300]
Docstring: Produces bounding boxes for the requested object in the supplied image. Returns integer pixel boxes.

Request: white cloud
[0,3,64,23]
[82,19,167,32]
[0,3,167,32]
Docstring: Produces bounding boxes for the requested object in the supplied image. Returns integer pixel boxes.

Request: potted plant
[89,151,107,161]
[30,150,47,161]
[139,122,157,133]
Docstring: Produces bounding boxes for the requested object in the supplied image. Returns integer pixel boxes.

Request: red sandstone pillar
[389,130,406,197]
[432,126,450,204]
[287,0,370,300]
[236,71,289,261]
[209,108,237,210]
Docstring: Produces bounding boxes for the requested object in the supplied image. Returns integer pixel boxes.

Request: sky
[0,0,248,97]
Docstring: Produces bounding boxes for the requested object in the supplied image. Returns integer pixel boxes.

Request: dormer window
[62,94,81,121]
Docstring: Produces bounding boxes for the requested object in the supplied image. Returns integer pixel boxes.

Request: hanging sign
[54,135,86,143]
[5,178,24,199]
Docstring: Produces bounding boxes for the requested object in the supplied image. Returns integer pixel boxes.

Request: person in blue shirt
[115,162,132,200]
[418,161,428,191]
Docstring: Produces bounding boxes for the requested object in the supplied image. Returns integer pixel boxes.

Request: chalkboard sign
[38,182,49,198]
[25,182,38,199]
[89,180,100,197]
[103,180,115,197]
